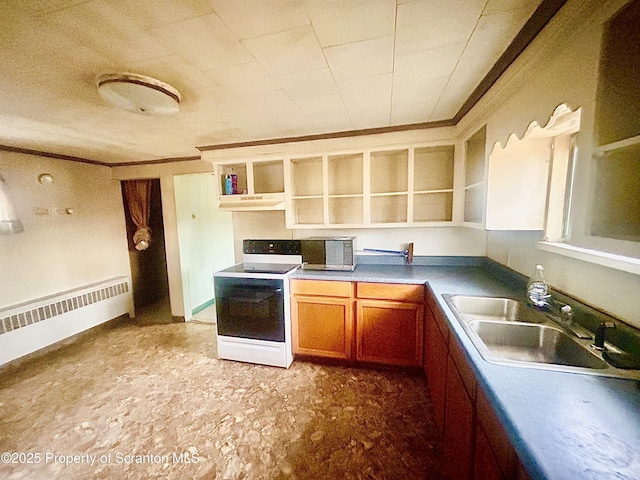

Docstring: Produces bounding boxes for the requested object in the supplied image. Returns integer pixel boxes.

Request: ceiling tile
[394,42,465,79]
[392,72,448,107]
[44,1,165,65]
[304,0,396,47]
[338,74,392,128]
[323,36,394,80]
[337,74,393,105]
[149,12,253,70]
[431,6,535,120]
[395,0,485,55]
[275,67,338,98]
[210,0,309,39]
[346,100,392,129]
[293,93,353,131]
[391,75,449,124]
[205,62,280,96]
[6,0,91,16]
[241,25,327,76]
[100,0,214,29]
[234,89,300,115]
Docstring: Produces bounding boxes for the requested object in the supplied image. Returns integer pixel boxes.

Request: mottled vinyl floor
[0,303,447,480]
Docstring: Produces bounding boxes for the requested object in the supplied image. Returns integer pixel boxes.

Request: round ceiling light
[96,73,181,115]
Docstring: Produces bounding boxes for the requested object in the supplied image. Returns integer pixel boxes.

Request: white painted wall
[230,210,486,263]
[174,173,235,318]
[0,151,130,307]
[461,0,640,329]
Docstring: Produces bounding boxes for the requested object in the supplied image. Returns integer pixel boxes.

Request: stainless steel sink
[468,320,607,369]
[447,295,546,323]
[443,294,640,380]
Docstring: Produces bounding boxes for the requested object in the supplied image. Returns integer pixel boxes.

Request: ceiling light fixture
[96,73,181,116]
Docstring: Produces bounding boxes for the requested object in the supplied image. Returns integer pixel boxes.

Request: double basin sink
[444,295,640,380]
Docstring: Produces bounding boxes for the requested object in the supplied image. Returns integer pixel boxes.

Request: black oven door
[214,276,285,342]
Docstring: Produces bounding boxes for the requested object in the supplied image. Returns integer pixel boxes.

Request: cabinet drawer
[357,282,424,303]
[291,279,353,297]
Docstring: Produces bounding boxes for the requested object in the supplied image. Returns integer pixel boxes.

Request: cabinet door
[474,423,504,480]
[291,295,353,360]
[477,387,517,479]
[444,355,475,480]
[356,299,424,366]
[424,310,448,433]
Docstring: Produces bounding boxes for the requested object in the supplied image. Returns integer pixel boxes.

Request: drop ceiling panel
[431,5,539,120]
[304,0,396,47]
[211,0,310,39]
[45,2,164,65]
[293,94,353,132]
[149,13,253,70]
[394,43,466,80]
[323,36,394,80]
[241,25,327,76]
[275,68,339,99]
[205,62,281,96]
[395,0,486,55]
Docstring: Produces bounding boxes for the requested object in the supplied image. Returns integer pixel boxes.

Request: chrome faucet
[539,295,573,322]
[538,295,593,340]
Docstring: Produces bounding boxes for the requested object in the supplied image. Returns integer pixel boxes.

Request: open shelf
[414,146,454,191]
[218,162,247,195]
[328,153,363,195]
[253,160,284,194]
[464,184,483,224]
[371,149,408,194]
[371,194,408,224]
[291,156,323,197]
[329,196,363,224]
[292,197,324,225]
[414,192,453,222]
[286,142,457,228]
[463,126,487,225]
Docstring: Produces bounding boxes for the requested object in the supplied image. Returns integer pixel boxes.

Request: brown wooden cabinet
[424,290,531,480]
[476,386,517,480]
[444,349,476,480]
[356,299,424,366]
[356,282,424,367]
[291,279,425,367]
[474,423,505,480]
[291,280,354,360]
[424,305,449,431]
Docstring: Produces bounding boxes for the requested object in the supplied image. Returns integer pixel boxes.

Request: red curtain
[123,179,152,250]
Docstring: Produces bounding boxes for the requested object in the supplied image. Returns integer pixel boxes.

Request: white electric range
[213,240,302,368]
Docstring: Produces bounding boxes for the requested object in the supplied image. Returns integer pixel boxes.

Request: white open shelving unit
[284,144,456,229]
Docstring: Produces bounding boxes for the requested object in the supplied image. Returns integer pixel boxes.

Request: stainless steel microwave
[300,237,356,271]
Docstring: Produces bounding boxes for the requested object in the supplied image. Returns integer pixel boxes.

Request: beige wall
[112,159,212,317]
[0,151,130,308]
[461,0,640,328]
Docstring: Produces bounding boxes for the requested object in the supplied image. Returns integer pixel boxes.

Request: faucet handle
[592,321,615,351]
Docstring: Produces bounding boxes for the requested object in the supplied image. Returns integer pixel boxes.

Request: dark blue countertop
[290,260,640,480]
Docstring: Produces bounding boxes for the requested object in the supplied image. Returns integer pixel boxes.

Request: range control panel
[243,239,302,255]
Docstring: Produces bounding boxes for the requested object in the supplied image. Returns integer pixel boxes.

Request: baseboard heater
[0,276,133,366]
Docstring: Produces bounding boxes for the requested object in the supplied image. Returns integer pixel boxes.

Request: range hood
[217,192,285,211]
